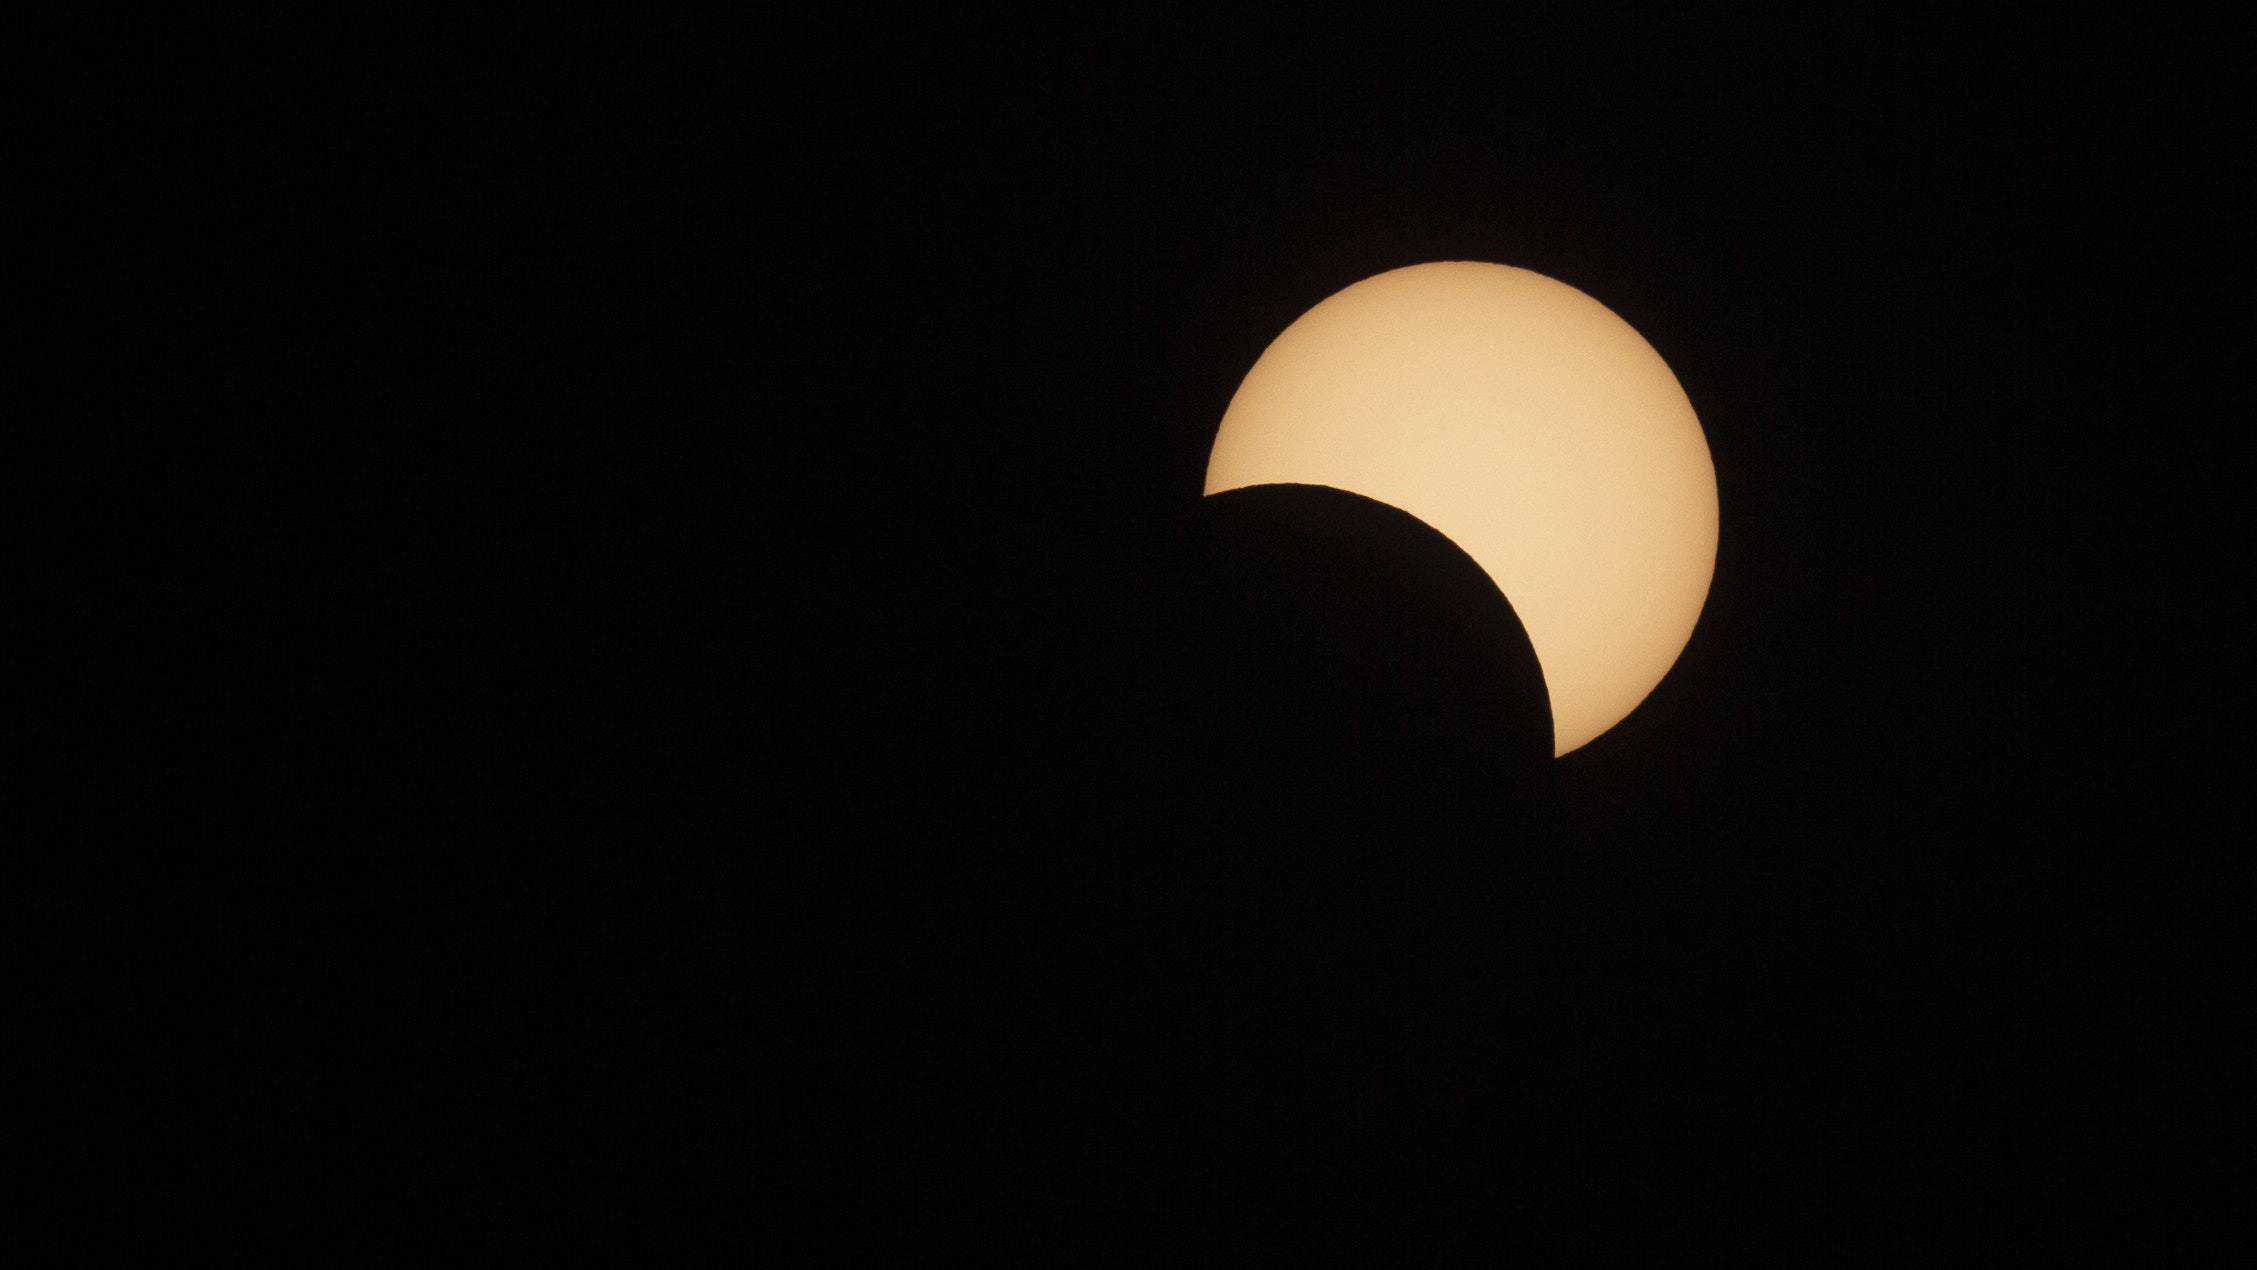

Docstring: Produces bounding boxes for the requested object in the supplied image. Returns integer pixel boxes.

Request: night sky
[112,6,2251,1260]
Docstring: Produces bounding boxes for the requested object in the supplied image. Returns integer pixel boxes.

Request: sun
[1205,262,1717,755]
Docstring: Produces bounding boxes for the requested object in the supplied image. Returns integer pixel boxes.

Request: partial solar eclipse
[1204,262,1718,756]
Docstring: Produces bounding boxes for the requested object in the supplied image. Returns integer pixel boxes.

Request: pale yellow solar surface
[1205,262,1717,755]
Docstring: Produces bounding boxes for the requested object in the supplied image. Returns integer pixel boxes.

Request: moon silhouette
[1204,262,1718,755]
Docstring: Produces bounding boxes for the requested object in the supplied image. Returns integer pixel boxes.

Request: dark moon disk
[1036,482,1560,1243]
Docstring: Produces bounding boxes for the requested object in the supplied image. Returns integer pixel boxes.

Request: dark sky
[132,6,2250,1259]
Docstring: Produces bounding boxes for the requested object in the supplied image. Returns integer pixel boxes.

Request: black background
[92,5,2252,1260]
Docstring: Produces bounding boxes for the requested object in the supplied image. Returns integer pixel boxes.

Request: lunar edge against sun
[1203,261,1718,756]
